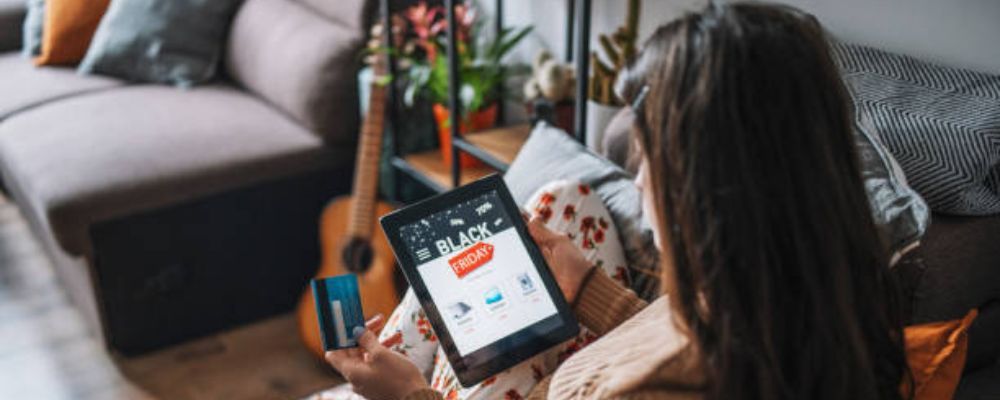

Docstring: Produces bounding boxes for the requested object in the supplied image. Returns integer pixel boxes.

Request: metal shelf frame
[383,0,592,197]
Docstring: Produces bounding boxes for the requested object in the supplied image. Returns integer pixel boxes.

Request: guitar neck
[347,81,387,239]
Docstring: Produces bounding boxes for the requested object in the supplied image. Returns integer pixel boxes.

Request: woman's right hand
[526,216,594,304]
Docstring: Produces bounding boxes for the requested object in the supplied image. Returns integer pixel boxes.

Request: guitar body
[296,197,398,359]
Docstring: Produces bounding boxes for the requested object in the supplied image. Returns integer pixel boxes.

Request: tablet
[380,174,579,387]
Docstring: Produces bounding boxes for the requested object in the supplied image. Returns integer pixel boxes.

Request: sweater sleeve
[573,272,648,336]
[402,388,444,400]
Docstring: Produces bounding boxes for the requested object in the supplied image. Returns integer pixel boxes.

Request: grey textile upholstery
[79,0,244,87]
[903,213,1000,324]
[0,0,25,52]
[0,85,347,256]
[226,0,362,144]
[506,124,660,300]
[835,43,1000,216]
[0,53,122,120]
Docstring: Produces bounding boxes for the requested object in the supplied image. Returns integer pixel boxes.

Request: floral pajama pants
[314,180,630,400]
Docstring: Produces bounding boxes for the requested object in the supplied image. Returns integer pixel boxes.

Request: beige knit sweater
[404,273,706,400]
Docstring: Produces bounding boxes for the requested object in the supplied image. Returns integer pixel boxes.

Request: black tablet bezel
[380,174,579,387]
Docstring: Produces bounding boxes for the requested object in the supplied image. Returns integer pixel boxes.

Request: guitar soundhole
[342,237,374,273]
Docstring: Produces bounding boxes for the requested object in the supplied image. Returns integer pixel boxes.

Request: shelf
[394,123,532,192]
[463,123,532,166]
[399,152,495,192]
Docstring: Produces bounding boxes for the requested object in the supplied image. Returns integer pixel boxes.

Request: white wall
[484,0,1000,75]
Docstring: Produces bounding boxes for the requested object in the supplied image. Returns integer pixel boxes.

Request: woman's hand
[526,216,594,304]
[325,314,429,400]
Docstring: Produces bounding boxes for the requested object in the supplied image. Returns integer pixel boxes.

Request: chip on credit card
[311,274,365,350]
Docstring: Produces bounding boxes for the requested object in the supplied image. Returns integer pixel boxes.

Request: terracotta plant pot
[432,103,498,168]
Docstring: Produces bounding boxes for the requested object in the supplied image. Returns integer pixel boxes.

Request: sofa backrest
[296,0,378,32]
[226,0,364,145]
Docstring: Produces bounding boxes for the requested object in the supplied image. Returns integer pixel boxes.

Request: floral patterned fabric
[308,180,629,400]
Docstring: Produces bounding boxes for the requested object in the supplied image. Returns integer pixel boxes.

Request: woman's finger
[365,313,386,335]
[381,331,404,348]
[325,349,363,376]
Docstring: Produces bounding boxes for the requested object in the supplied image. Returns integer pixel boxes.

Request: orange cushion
[902,309,978,400]
[34,0,111,66]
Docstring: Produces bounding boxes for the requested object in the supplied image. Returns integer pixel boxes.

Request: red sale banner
[448,241,494,278]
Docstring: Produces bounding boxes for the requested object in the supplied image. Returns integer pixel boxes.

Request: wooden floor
[0,194,343,400]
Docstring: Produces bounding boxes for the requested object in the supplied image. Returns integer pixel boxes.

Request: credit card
[311,274,365,350]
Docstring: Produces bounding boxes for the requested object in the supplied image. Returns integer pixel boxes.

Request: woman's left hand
[325,315,430,400]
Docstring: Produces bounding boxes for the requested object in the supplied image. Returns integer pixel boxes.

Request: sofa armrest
[0,0,26,53]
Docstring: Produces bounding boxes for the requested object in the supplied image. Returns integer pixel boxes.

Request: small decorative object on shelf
[524,51,576,133]
[382,1,533,168]
[586,0,640,152]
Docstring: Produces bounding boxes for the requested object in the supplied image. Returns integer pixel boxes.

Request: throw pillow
[505,123,661,300]
[79,0,245,87]
[903,309,978,400]
[34,0,110,66]
[834,43,1000,216]
[21,0,44,58]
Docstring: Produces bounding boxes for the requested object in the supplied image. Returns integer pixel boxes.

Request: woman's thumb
[527,216,557,244]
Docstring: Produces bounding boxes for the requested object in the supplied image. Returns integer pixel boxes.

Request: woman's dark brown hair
[620,3,910,399]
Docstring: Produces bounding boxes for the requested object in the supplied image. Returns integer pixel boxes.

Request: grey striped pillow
[834,43,1000,216]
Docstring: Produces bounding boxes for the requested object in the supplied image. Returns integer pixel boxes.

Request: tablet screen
[397,190,559,356]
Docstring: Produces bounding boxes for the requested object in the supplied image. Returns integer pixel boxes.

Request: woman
[326,3,910,399]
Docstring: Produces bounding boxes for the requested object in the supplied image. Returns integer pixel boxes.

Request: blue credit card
[311,274,365,350]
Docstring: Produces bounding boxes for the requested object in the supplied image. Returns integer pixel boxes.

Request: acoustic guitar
[296,56,400,359]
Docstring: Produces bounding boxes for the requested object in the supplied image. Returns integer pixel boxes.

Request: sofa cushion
[505,123,660,300]
[35,0,110,66]
[0,85,348,256]
[0,53,122,120]
[21,0,43,57]
[79,0,244,87]
[835,43,1000,216]
[226,0,362,145]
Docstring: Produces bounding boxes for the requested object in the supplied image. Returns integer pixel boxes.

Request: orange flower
[539,192,556,206]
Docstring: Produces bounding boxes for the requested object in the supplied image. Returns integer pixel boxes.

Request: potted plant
[393,2,532,168]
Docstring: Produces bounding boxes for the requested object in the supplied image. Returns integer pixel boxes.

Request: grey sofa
[0,0,377,355]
